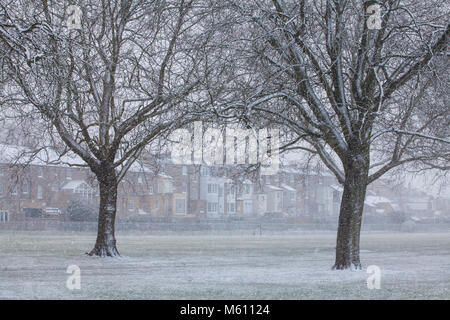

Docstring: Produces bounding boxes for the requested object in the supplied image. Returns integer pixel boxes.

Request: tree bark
[88,165,120,257]
[333,153,369,270]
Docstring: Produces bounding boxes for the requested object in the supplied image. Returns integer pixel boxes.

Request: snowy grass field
[0,231,449,299]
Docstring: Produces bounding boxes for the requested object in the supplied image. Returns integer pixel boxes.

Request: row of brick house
[0,144,344,223]
[160,160,342,220]
[2,143,445,225]
[0,158,189,223]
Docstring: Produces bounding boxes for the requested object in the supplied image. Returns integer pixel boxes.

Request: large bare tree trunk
[88,166,120,257]
[333,152,369,270]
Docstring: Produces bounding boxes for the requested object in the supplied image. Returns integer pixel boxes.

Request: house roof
[61,180,93,190]
[157,172,173,179]
[127,161,153,173]
[0,144,154,174]
[365,195,394,207]
[0,144,85,167]
[265,184,283,191]
[278,165,335,177]
[280,183,296,192]
[330,184,343,192]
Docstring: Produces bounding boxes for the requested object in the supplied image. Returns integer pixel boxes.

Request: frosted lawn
[0,231,448,299]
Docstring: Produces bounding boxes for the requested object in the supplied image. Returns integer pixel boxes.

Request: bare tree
[218,0,449,269]
[0,0,219,256]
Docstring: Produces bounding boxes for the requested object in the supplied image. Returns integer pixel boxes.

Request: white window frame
[207,202,218,212]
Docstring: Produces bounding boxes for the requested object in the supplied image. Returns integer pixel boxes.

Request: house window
[0,211,8,223]
[138,176,143,184]
[74,183,93,200]
[37,185,43,200]
[157,181,162,193]
[148,184,153,194]
[229,203,235,212]
[155,199,159,209]
[207,202,218,212]
[24,208,42,218]
[165,181,172,193]
[11,184,18,195]
[52,183,59,192]
[0,183,3,196]
[0,167,4,176]
[128,200,135,211]
[22,180,29,194]
[66,168,72,180]
[208,184,217,194]
[175,199,186,214]
[333,191,340,203]
[37,167,43,178]
[182,166,188,175]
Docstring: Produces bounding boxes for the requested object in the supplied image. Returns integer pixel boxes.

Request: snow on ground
[0,231,449,299]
